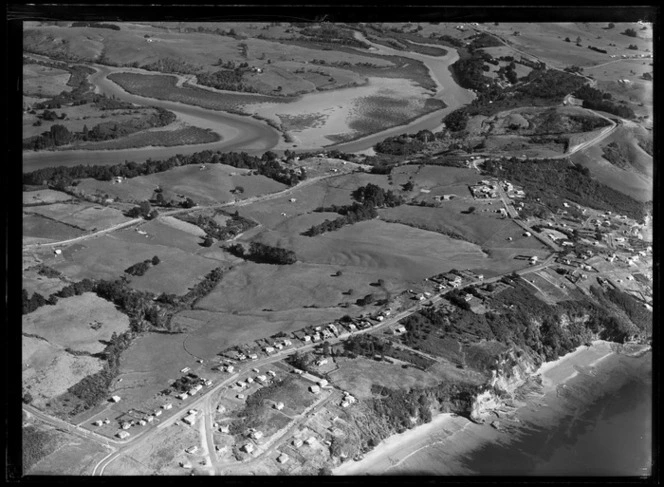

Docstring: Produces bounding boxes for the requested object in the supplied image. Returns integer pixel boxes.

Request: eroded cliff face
[470,348,540,423]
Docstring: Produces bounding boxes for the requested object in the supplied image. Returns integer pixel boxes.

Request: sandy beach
[333,340,624,476]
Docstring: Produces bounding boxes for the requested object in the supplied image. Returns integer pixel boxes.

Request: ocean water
[394,352,652,477]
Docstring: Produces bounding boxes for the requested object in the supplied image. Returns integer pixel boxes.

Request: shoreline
[333,340,635,476]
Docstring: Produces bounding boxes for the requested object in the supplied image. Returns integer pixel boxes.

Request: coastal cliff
[470,348,540,423]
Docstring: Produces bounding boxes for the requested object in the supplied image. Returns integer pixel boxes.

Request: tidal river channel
[23,34,474,172]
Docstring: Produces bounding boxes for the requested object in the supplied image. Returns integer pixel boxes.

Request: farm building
[309,385,321,394]
[243,443,254,453]
[317,379,329,387]
[116,431,130,439]
[110,395,121,403]
[274,402,285,410]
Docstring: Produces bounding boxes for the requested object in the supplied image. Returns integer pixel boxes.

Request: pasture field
[23,63,71,97]
[77,163,286,205]
[23,421,109,476]
[23,293,131,354]
[22,267,67,297]
[478,22,652,70]
[378,203,548,251]
[23,213,85,241]
[571,143,652,202]
[127,252,224,295]
[390,165,483,192]
[329,356,483,401]
[255,219,490,282]
[23,336,105,406]
[194,261,394,315]
[103,423,200,476]
[159,215,206,237]
[45,229,226,292]
[24,202,131,232]
[109,332,202,415]
[238,172,392,228]
[28,433,109,476]
[23,189,74,206]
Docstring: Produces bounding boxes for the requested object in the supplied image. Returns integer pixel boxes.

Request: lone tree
[622,28,638,37]
[151,255,161,265]
[202,236,214,247]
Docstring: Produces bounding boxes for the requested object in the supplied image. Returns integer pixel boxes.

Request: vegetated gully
[22,33,474,172]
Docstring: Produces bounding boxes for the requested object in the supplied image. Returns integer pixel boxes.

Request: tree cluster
[573,85,636,119]
[124,256,160,277]
[225,241,297,265]
[70,21,120,30]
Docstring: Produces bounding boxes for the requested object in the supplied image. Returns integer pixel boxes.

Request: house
[523,232,532,237]
[264,346,275,354]
[268,370,277,377]
[146,416,154,423]
[316,358,329,367]
[242,443,254,453]
[283,339,292,347]
[292,439,304,448]
[180,367,190,373]
[303,335,311,343]
[178,393,189,400]
[327,324,338,335]
[394,325,407,334]
[310,385,321,394]
[277,453,290,464]
[249,354,258,360]
[274,402,284,410]
[138,420,147,426]
[93,420,103,427]
[116,431,130,439]
[236,381,246,388]
[317,379,329,387]
[464,293,473,302]
[183,413,197,425]
[110,395,121,403]
[154,410,162,417]
[121,422,131,430]
[305,436,316,446]
[226,365,235,373]
[246,377,254,384]
[220,424,230,434]
[251,430,264,440]
[54,249,62,255]
[348,324,357,332]
[289,198,297,203]
[341,400,350,408]
[257,375,268,383]
[237,394,245,399]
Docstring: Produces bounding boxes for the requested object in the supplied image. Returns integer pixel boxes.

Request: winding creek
[23,33,474,172]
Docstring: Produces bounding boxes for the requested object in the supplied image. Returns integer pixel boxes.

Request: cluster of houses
[108,401,174,438]
[470,180,499,199]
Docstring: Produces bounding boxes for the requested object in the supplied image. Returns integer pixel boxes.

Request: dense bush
[70,21,120,30]
[482,157,647,220]
[24,149,305,189]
